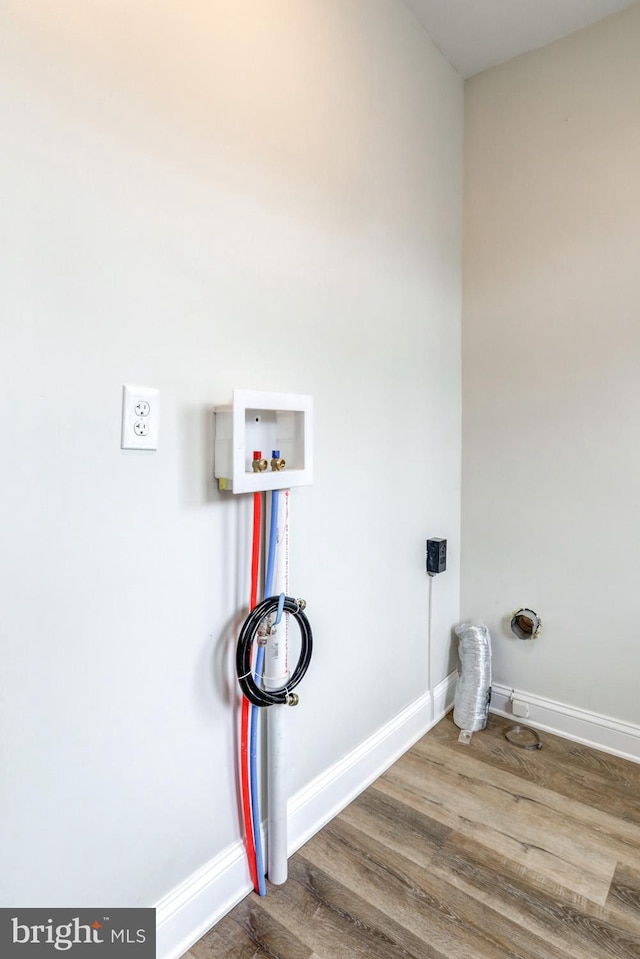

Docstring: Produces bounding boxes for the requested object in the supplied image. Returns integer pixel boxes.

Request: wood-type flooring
[184,713,640,959]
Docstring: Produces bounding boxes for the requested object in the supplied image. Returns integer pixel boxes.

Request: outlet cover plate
[512,698,530,719]
[121,385,159,450]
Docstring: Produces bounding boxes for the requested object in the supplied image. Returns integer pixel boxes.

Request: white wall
[463,5,640,724]
[0,1,462,909]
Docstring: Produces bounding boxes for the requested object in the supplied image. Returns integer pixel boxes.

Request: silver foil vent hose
[453,621,492,736]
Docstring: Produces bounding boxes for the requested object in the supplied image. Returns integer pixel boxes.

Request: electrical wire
[239,492,262,894]
[236,595,313,708]
[427,574,434,725]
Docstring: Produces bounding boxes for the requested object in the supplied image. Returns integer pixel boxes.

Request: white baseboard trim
[490,682,640,765]
[286,670,457,855]
[156,670,457,959]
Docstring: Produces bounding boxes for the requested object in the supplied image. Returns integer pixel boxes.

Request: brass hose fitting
[286,693,299,707]
[271,457,286,471]
[252,457,268,473]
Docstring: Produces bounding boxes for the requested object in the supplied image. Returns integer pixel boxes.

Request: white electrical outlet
[121,385,159,450]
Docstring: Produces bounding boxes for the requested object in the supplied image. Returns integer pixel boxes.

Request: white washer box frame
[214,389,313,493]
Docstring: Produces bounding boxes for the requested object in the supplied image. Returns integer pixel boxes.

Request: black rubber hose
[236,595,313,707]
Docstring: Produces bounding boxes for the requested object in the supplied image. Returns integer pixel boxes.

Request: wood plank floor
[184,713,640,959]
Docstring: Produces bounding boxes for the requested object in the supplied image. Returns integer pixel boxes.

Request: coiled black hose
[236,595,313,707]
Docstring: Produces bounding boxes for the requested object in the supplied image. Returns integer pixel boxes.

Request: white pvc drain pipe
[265,490,290,885]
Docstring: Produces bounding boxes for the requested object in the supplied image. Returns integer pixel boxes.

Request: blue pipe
[265,488,279,598]
[249,486,279,896]
[274,591,286,627]
[250,644,266,896]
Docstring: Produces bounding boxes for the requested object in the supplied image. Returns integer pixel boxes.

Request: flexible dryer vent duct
[453,622,492,732]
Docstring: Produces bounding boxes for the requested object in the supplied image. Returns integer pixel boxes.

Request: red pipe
[240,701,257,891]
[240,489,262,892]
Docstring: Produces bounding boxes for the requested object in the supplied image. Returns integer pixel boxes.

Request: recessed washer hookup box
[214,389,313,493]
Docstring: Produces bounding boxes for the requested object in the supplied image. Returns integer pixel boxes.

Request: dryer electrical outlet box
[426,538,447,575]
[214,389,313,493]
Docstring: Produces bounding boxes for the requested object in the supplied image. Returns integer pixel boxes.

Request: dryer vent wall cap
[510,608,541,640]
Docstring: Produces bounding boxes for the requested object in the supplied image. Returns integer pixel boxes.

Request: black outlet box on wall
[426,538,447,575]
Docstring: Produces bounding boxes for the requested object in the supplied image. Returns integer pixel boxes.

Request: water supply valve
[271,449,286,471]
[252,451,269,473]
